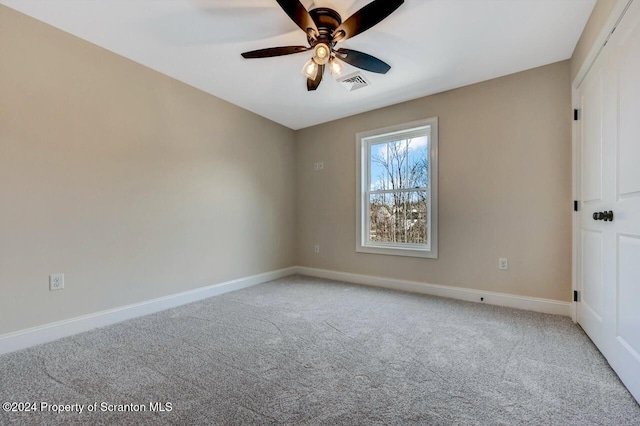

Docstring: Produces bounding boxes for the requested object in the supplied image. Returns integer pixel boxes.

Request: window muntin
[356,118,438,258]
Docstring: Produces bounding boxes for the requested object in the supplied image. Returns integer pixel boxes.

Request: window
[356,118,438,258]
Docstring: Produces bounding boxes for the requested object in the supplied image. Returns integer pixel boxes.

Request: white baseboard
[0,265,571,355]
[295,266,571,317]
[0,267,296,356]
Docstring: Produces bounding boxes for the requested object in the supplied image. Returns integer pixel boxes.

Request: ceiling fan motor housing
[308,8,342,46]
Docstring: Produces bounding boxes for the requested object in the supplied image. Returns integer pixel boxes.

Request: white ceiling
[1,0,596,130]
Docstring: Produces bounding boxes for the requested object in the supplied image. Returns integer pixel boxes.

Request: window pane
[406,191,429,245]
[408,136,429,188]
[369,143,390,191]
[369,192,392,242]
[369,191,428,244]
[369,138,428,191]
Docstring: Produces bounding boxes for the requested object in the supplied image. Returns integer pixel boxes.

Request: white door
[577,48,608,356]
[577,0,640,402]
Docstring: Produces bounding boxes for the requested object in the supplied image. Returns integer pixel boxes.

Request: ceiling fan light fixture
[329,57,344,78]
[313,43,331,65]
[301,58,319,80]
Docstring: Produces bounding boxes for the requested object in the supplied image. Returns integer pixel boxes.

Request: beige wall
[570,0,618,81]
[295,61,572,302]
[0,6,296,335]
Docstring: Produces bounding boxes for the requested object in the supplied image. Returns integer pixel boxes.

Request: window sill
[356,244,438,259]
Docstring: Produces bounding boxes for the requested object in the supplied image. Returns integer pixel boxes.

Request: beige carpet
[1,275,639,425]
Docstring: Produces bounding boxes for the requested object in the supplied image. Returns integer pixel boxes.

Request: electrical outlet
[50,273,64,291]
[314,245,320,254]
[499,258,508,271]
[313,162,324,171]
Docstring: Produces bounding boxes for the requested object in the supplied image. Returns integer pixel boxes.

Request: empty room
[1,0,639,424]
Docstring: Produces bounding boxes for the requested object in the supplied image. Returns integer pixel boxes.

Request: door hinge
[574,200,579,211]
[573,290,579,302]
[573,109,580,121]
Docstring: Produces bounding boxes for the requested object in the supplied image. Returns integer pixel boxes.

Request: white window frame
[356,117,438,259]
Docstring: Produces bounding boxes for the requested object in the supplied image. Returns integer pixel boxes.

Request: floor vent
[337,72,371,91]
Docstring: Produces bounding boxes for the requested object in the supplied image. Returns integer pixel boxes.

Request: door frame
[571,0,634,323]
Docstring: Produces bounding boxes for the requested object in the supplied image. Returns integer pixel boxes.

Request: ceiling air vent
[337,72,371,91]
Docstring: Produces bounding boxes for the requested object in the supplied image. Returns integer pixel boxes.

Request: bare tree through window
[368,137,429,245]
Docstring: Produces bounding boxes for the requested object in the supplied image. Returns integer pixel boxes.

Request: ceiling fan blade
[241,46,310,58]
[335,48,391,74]
[332,0,404,42]
[307,64,324,91]
[275,0,319,39]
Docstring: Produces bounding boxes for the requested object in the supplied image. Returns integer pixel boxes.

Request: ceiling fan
[241,0,404,91]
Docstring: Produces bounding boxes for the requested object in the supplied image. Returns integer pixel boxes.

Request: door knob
[592,211,614,221]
